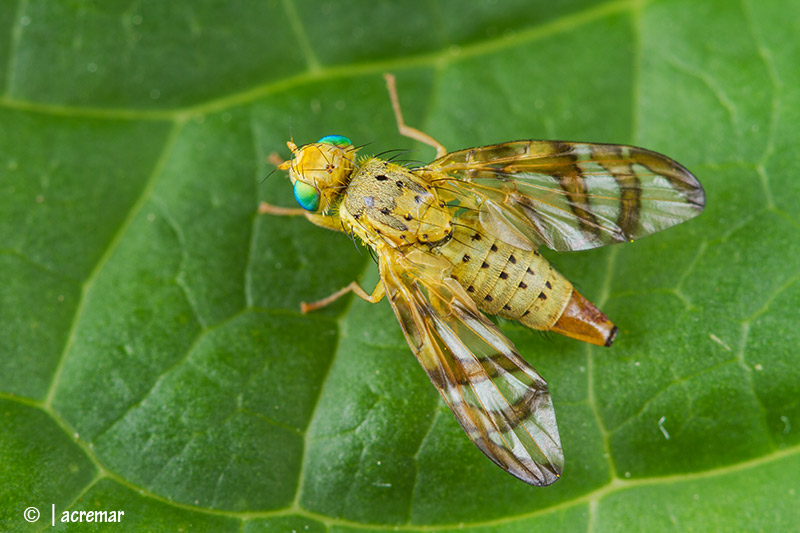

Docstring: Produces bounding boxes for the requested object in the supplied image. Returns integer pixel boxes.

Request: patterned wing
[379,248,563,486]
[424,140,705,251]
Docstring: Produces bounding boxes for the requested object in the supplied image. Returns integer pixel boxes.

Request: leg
[301,281,385,313]
[258,202,306,216]
[383,73,447,159]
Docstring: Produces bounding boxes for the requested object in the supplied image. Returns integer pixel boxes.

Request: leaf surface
[2,0,799,530]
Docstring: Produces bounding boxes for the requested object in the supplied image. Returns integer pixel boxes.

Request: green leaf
[2,0,798,531]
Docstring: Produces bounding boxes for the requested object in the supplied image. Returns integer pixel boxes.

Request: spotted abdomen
[437,218,572,331]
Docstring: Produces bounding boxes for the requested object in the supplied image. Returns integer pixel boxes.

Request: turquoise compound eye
[293,181,320,211]
[317,134,352,147]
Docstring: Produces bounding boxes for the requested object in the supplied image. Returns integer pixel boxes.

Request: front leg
[258,202,307,216]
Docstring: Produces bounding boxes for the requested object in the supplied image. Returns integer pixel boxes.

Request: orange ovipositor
[550,289,618,347]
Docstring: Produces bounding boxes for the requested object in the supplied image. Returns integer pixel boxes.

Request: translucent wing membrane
[380,249,563,486]
[426,140,705,251]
